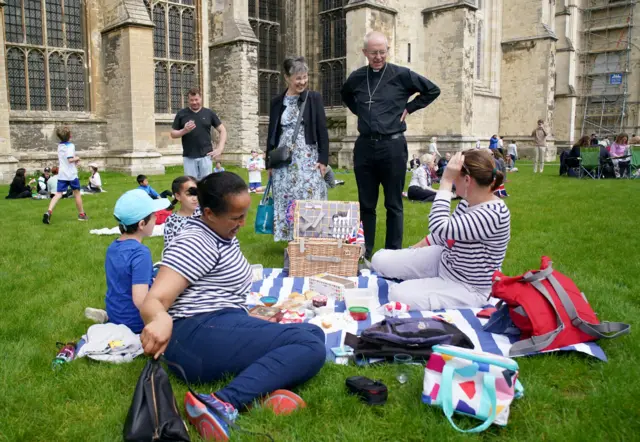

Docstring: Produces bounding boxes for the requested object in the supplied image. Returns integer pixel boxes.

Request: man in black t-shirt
[171,88,227,180]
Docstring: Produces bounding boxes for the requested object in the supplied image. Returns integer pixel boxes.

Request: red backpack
[490,257,629,356]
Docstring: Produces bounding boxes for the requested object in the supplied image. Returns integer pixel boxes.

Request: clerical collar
[369,63,386,73]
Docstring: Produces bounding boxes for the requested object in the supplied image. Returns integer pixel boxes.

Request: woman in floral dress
[266,57,329,242]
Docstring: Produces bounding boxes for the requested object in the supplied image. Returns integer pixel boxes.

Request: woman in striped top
[372,150,511,311]
[140,172,325,440]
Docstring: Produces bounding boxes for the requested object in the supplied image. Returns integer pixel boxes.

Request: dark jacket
[6,178,31,199]
[266,89,329,166]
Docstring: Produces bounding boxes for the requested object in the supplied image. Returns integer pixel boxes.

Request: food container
[312,295,328,308]
[309,273,358,301]
[260,296,278,307]
[349,306,369,321]
[251,264,264,282]
[344,287,377,311]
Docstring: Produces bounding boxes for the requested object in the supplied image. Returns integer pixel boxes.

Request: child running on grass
[43,126,88,224]
[84,189,170,332]
[163,176,201,248]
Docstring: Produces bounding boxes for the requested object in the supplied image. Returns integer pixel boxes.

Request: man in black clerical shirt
[341,31,440,259]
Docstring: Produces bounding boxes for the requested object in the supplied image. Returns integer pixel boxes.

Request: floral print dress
[272,95,327,242]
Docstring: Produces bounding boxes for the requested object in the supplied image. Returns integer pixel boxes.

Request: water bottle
[52,342,76,371]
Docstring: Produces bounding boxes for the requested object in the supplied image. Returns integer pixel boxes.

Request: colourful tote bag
[254,177,274,235]
[422,345,523,433]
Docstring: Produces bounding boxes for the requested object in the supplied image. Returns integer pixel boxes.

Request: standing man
[531,119,548,173]
[341,31,440,259]
[171,88,227,181]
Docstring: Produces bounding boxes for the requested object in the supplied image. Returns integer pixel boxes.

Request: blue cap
[114,189,171,226]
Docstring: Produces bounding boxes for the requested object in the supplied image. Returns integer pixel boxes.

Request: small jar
[312,295,328,308]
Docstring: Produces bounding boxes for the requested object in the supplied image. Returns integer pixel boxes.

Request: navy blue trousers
[164,308,326,409]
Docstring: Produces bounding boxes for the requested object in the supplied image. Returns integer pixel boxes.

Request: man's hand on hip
[400,109,409,123]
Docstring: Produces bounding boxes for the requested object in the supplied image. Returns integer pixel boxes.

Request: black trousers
[408,185,436,202]
[353,135,408,258]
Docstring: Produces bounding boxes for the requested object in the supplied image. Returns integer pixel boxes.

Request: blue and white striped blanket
[249,270,607,362]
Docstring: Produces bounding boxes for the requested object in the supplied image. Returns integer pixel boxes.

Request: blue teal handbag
[255,177,274,234]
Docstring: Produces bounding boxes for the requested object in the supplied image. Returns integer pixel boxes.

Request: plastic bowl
[349,306,370,321]
[260,296,278,307]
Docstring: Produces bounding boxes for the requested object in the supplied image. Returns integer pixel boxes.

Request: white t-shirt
[47,175,58,194]
[90,172,102,188]
[246,157,264,184]
[57,142,78,181]
[507,143,518,156]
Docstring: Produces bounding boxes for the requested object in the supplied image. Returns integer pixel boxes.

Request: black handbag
[345,376,388,406]
[266,93,308,169]
[124,358,190,442]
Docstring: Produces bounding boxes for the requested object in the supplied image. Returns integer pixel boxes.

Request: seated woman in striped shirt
[372,150,511,311]
[140,172,325,441]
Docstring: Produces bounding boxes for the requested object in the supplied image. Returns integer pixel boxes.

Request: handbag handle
[259,177,272,206]
[158,357,275,442]
[440,364,498,433]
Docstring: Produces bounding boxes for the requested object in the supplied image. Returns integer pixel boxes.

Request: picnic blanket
[248,270,607,362]
[89,224,164,237]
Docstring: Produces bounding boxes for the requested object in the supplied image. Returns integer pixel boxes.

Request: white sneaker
[84,307,108,324]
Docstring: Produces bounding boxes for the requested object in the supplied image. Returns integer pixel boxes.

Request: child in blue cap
[85,189,170,333]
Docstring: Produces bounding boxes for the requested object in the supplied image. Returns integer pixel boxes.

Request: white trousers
[534,145,546,173]
[371,246,487,311]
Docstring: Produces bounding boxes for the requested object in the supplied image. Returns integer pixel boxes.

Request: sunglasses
[186,187,198,196]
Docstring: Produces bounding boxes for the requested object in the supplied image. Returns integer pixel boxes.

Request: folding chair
[630,145,640,179]
[579,147,601,179]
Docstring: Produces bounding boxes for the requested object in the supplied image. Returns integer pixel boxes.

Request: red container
[349,306,369,321]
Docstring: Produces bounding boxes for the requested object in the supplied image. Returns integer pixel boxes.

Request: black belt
[362,132,404,141]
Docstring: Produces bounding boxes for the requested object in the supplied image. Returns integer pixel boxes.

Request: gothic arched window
[319,0,346,107]
[4,0,87,111]
[148,0,199,114]
[249,0,283,115]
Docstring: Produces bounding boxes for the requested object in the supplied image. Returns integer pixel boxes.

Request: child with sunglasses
[164,176,202,248]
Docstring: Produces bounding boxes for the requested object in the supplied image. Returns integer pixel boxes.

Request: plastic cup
[394,353,413,384]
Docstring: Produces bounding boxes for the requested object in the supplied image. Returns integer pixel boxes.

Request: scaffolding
[579,0,636,137]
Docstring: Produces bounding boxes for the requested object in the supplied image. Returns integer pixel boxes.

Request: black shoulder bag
[124,357,274,442]
[266,94,308,169]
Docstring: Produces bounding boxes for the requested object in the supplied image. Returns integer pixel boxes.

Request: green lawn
[0,163,638,441]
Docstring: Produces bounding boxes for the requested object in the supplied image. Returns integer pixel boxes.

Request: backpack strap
[508,276,565,356]
[545,273,630,339]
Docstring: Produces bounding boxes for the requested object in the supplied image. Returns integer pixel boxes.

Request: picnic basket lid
[292,200,360,240]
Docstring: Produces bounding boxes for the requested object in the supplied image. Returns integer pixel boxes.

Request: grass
[0,163,639,441]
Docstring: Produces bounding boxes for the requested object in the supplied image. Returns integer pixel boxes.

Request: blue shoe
[184,392,238,441]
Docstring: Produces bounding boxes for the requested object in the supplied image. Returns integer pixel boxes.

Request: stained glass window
[49,52,67,110]
[155,63,169,113]
[150,0,199,113]
[4,0,87,111]
[6,48,27,110]
[28,50,47,110]
[65,0,83,49]
[46,0,64,47]
[319,0,346,107]
[249,0,283,115]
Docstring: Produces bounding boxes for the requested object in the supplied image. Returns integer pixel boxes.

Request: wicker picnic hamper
[287,200,363,277]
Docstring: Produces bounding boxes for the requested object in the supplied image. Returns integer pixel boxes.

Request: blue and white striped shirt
[161,218,251,319]
[426,191,511,292]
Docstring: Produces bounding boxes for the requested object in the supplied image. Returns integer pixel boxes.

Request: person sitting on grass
[83,163,102,193]
[322,165,345,189]
[137,174,171,200]
[407,154,438,203]
[372,150,511,311]
[140,172,325,441]
[214,161,225,173]
[164,175,201,248]
[43,126,88,224]
[37,167,51,196]
[6,168,34,199]
[437,152,451,178]
[85,189,171,332]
